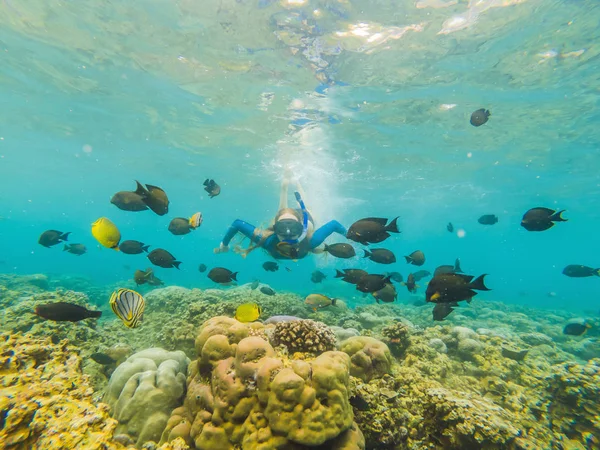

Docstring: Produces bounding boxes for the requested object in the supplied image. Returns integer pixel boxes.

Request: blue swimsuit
[222,219,348,259]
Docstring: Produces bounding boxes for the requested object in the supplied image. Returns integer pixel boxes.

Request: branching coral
[271,319,337,354]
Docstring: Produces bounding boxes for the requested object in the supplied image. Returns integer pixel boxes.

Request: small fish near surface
[208,267,238,284]
[335,269,368,285]
[235,303,262,323]
[432,302,456,321]
[119,240,150,255]
[470,108,491,127]
[563,322,592,336]
[562,265,600,278]
[324,243,356,259]
[405,250,425,266]
[305,294,337,310]
[412,270,431,282]
[401,273,419,293]
[198,263,208,273]
[110,288,146,328]
[260,286,276,296]
[447,222,454,233]
[34,302,102,322]
[90,352,116,365]
[426,273,490,304]
[372,283,397,303]
[356,274,391,293]
[63,243,87,256]
[204,179,221,198]
[91,217,121,250]
[521,207,567,232]
[311,270,327,283]
[478,214,498,226]
[385,271,403,283]
[39,230,71,248]
[147,248,181,269]
[263,261,279,272]
[110,182,149,212]
[364,248,396,264]
[347,217,400,245]
[137,182,169,216]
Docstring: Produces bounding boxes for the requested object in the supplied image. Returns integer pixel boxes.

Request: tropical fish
[260,286,276,296]
[39,230,70,248]
[432,303,456,321]
[204,179,221,198]
[426,273,490,304]
[110,182,149,212]
[235,303,262,323]
[134,268,162,286]
[147,248,181,269]
[110,288,146,328]
[372,283,397,303]
[562,265,600,278]
[402,273,418,293]
[335,269,367,285]
[119,240,150,254]
[364,248,396,264]
[63,243,86,255]
[405,250,425,266]
[134,181,169,216]
[470,108,490,127]
[90,352,116,365]
[347,217,400,245]
[447,222,454,232]
[34,302,102,322]
[521,207,567,232]
[198,264,208,273]
[189,212,203,229]
[356,274,391,293]
[434,259,463,277]
[208,267,238,284]
[168,218,193,236]
[311,270,327,283]
[349,395,370,411]
[305,294,337,310]
[478,214,498,225]
[385,271,403,283]
[563,322,592,336]
[250,280,260,290]
[91,217,121,250]
[263,261,279,272]
[146,273,164,286]
[412,270,431,282]
[323,243,356,259]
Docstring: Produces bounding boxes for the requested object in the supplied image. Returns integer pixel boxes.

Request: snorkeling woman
[214,178,348,259]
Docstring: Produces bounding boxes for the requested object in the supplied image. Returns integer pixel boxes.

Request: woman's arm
[214,219,259,253]
[309,220,348,248]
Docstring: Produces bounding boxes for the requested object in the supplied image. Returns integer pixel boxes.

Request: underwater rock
[520,332,554,347]
[105,348,190,448]
[331,325,361,342]
[339,336,393,382]
[428,338,448,354]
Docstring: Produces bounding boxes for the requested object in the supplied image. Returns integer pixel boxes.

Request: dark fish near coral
[208,267,238,284]
[562,265,600,278]
[39,230,70,248]
[335,269,368,285]
[260,286,276,296]
[198,264,207,273]
[364,248,396,264]
[432,302,456,321]
[356,274,391,293]
[263,261,279,272]
[146,274,164,286]
[324,243,356,259]
[204,179,221,198]
[135,268,163,286]
[521,207,567,232]
[347,217,400,245]
[385,271,403,283]
[110,182,149,212]
[63,243,86,255]
[349,395,370,411]
[372,283,397,303]
[405,250,425,266]
[478,214,498,225]
[138,182,169,216]
[447,222,454,232]
[34,302,102,322]
[563,322,592,336]
[426,273,490,304]
[90,352,116,365]
[147,248,181,269]
[168,218,193,235]
[402,273,418,293]
[120,240,150,255]
[311,270,327,283]
[412,270,431,282]
[470,108,490,127]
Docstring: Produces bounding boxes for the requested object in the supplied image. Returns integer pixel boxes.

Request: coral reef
[105,348,190,448]
[380,321,412,356]
[161,316,364,450]
[338,336,393,382]
[271,319,337,354]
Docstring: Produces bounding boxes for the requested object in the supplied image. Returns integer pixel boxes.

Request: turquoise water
[1,0,599,311]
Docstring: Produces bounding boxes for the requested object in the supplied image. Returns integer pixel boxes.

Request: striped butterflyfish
[110,288,145,328]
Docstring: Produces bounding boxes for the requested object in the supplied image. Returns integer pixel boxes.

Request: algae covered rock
[105,348,190,448]
[339,336,393,382]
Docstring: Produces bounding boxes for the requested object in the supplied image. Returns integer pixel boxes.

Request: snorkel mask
[274,191,308,246]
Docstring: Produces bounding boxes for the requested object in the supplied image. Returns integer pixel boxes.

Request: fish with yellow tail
[92,217,121,250]
[235,303,262,323]
[110,288,146,328]
[304,293,337,311]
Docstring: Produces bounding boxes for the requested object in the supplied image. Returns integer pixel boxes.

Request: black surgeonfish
[324,243,356,259]
[433,303,457,321]
[208,267,238,284]
[120,240,150,254]
[311,270,327,283]
[136,181,169,216]
[34,302,101,322]
[356,274,391,293]
[204,179,221,198]
[478,214,498,225]
[347,217,400,245]
[405,250,425,266]
[263,261,279,272]
[147,249,181,269]
[364,248,396,264]
[521,207,567,232]
[335,269,367,285]
[39,230,70,248]
[562,265,600,278]
[426,273,490,304]
[63,243,86,255]
[110,182,149,212]
[470,108,490,127]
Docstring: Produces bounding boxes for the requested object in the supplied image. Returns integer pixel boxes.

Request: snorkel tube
[281,191,309,245]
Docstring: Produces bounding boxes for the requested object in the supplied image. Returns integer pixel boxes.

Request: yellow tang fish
[235,303,262,323]
[110,288,145,328]
[92,217,121,250]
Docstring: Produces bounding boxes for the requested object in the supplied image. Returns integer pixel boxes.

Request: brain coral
[270,319,337,354]
[338,336,393,382]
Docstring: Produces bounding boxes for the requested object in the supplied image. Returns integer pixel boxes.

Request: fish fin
[362,217,388,224]
[145,184,163,192]
[231,272,238,281]
[456,273,474,283]
[87,310,102,319]
[203,179,210,186]
[385,216,400,233]
[595,269,600,277]
[430,292,440,301]
[363,250,371,258]
[454,258,463,273]
[134,180,148,196]
[142,245,150,253]
[469,274,490,291]
[60,232,71,241]
[404,256,412,264]
[550,210,568,222]
[63,244,69,251]
[465,290,477,301]
[112,246,120,252]
[173,261,182,270]
[335,269,345,278]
